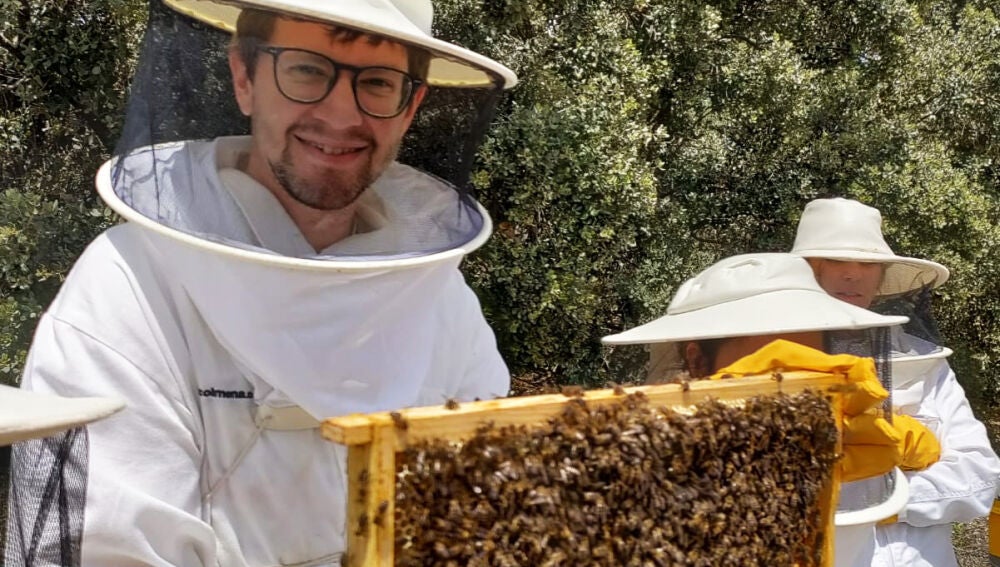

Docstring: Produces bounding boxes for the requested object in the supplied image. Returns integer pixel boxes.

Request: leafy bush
[439,0,1000,395]
[0,0,144,385]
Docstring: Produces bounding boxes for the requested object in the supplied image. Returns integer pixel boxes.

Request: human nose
[311,70,364,128]
[840,262,865,280]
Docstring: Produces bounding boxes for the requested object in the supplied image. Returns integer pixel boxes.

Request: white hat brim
[0,385,125,446]
[891,346,952,389]
[164,0,517,88]
[892,346,952,366]
[793,249,950,297]
[602,288,908,345]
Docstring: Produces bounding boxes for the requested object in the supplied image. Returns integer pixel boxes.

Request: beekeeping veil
[93,0,515,418]
[789,194,955,404]
[109,0,516,255]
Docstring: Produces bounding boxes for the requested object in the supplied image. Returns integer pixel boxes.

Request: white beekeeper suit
[870,331,999,567]
[792,197,1000,567]
[6,0,518,564]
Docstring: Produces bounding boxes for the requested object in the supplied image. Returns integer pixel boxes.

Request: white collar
[217,159,391,257]
[218,167,316,257]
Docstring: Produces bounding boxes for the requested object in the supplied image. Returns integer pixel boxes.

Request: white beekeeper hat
[790,198,949,298]
[602,253,907,346]
[163,0,517,88]
[0,385,124,446]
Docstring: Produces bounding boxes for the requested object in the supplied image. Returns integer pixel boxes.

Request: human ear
[397,84,428,129]
[229,48,254,117]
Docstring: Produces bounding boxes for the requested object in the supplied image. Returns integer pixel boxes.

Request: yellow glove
[892,414,941,471]
[711,339,889,413]
[877,514,898,525]
[712,339,901,482]
[840,411,901,482]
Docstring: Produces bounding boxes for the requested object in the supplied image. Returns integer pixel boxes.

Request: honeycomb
[393,390,839,566]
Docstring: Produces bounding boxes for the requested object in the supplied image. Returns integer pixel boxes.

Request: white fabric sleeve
[898,364,1000,526]
[20,314,217,566]
[12,229,219,566]
[450,273,510,402]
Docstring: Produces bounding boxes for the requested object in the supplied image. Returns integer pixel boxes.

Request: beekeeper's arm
[449,270,511,401]
[8,232,216,567]
[896,361,1000,526]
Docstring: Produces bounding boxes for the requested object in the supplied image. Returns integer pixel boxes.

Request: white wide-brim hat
[791,198,949,298]
[0,385,125,446]
[163,0,517,89]
[602,253,908,345]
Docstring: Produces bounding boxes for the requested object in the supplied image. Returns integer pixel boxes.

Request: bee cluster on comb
[393,390,838,566]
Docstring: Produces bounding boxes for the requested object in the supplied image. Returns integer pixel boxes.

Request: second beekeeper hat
[791,198,949,297]
[602,253,908,346]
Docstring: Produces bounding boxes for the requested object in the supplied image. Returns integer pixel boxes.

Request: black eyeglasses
[256,46,422,118]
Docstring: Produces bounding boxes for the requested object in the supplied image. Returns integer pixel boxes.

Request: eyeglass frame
[255,45,425,119]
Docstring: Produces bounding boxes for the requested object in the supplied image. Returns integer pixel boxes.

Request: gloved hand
[711,339,930,482]
[840,411,901,482]
[892,414,941,471]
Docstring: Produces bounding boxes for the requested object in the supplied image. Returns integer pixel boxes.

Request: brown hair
[232,9,431,82]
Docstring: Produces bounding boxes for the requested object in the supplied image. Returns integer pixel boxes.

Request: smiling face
[229,17,426,211]
[806,258,884,309]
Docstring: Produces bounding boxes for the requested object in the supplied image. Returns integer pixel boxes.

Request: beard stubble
[270,123,401,211]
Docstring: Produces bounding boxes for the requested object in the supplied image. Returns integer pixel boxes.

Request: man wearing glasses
[6,1,516,565]
[229,9,433,248]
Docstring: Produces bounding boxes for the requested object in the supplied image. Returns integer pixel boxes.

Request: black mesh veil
[107,0,507,261]
[873,284,945,347]
[400,85,503,198]
[115,0,248,154]
[4,430,90,567]
[827,326,893,417]
[826,325,906,523]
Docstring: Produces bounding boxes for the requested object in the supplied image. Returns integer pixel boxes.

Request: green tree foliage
[436,0,1000,393]
[440,1,695,382]
[0,0,144,383]
[3,0,1000,402]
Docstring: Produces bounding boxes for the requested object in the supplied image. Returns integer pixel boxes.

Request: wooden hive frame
[321,371,850,567]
